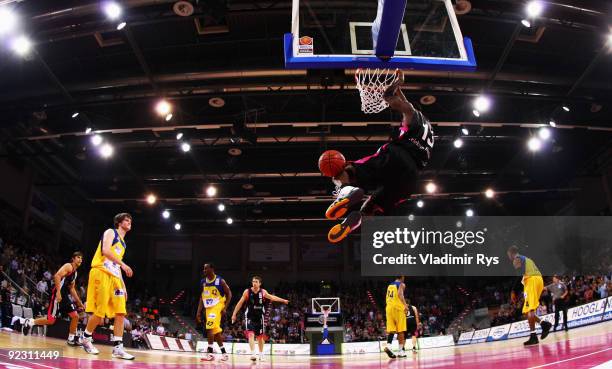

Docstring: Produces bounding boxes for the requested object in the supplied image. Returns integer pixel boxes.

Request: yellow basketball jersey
[91,229,126,279]
[386,281,403,308]
[201,275,226,308]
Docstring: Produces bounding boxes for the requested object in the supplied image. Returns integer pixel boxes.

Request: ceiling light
[453,138,463,148]
[91,134,103,146]
[425,182,437,194]
[146,194,157,205]
[218,203,225,212]
[521,19,531,28]
[11,35,31,56]
[562,105,570,112]
[116,22,126,30]
[485,188,495,199]
[206,185,217,197]
[549,120,556,127]
[466,209,474,217]
[226,217,233,225]
[99,143,114,158]
[417,200,424,208]
[472,109,480,117]
[473,95,491,112]
[155,100,172,116]
[181,142,191,152]
[461,127,469,136]
[104,2,122,20]
[0,8,18,35]
[72,112,80,119]
[526,1,544,18]
[85,127,92,134]
[527,137,542,152]
[538,127,551,140]
[174,223,181,231]
[176,132,183,140]
[162,210,170,219]
[165,113,173,122]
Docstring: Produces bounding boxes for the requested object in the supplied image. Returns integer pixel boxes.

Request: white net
[355,68,400,114]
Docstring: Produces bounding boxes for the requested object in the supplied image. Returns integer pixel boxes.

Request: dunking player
[384,276,408,358]
[325,69,434,243]
[196,263,232,361]
[81,213,135,360]
[231,276,289,361]
[22,252,85,346]
[507,245,552,346]
[404,298,420,352]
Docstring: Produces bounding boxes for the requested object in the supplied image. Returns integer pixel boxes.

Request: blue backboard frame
[284,33,477,70]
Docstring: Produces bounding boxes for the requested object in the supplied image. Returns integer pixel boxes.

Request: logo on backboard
[298,36,313,55]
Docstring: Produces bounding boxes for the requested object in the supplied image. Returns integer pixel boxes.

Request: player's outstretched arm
[264,291,289,304]
[231,290,249,323]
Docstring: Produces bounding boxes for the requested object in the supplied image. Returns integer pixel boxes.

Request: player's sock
[207,344,214,353]
[387,334,394,345]
[68,334,75,341]
[220,346,226,354]
[84,330,93,339]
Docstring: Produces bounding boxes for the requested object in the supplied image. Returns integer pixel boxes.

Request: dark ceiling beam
[89,187,580,204]
[123,25,159,92]
[30,0,176,23]
[14,120,612,142]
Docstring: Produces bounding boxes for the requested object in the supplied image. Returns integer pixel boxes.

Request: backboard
[311,297,341,315]
[284,0,476,70]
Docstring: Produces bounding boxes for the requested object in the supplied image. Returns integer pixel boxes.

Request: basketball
[318,150,346,177]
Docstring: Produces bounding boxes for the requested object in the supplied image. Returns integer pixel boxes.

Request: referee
[545,275,568,332]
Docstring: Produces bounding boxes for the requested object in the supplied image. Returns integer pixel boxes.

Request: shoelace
[332,184,343,198]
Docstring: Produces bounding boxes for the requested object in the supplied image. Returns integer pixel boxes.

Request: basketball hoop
[355,68,400,114]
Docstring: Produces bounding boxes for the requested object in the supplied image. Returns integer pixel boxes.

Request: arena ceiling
[0,0,611,230]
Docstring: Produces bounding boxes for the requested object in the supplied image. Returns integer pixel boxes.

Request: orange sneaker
[326,186,364,220]
[328,211,362,243]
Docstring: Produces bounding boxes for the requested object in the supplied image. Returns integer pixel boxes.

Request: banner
[271,343,310,356]
[179,339,194,352]
[342,341,381,354]
[470,328,490,344]
[418,335,455,349]
[604,297,612,321]
[146,334,167,350]
[508,319,530,339]
[486,324,511,342]
[457,330,474,345]
[567,298,607,327]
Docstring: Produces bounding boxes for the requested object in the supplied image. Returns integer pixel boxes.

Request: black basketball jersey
[394,110,434,168]
[58,266,77,296]
[245,288,266,317]
[406,304,417,321]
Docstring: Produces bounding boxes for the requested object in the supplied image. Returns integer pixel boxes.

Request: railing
[1,270,31,307]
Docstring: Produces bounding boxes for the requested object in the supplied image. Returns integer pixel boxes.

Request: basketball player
[404,298,420,352]
[196,263,232,361]
[81,213,135,360]
[22,252,85,346]
[325,69,434,243]
[384,276,408,358]
[507,245,552,346]
[231,276,289,361]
